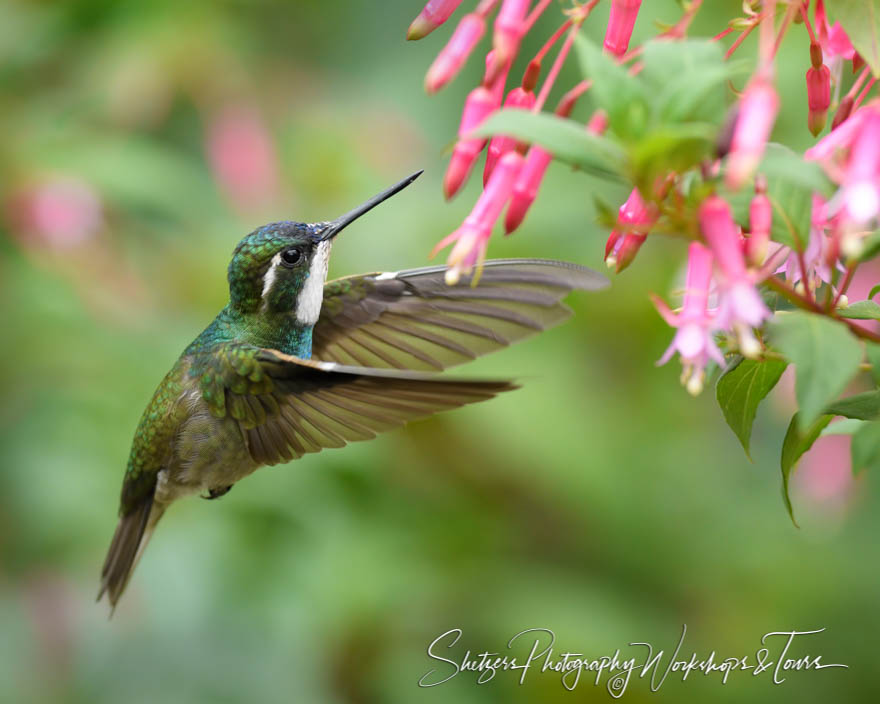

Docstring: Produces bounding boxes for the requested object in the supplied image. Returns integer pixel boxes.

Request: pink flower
[725,74,779,190]
[487,0,530,84]
[806,44,831,136]
[815,0,856,63]
[806,102,880,244]
[424,13,485,94]
[699,195,770,357]
[483,87,535,185]
[206,106,281,214]
[746,180,772,266]
[408,0,464,41]
[604,188,656,272]
[10,178,102,248]
[603,0,642,58]
[504,145,552,233]
[443,85,498,200]
[434,151,524,283]
[653,242,724,396]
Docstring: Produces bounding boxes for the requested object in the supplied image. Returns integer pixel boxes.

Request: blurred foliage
[0,1,877,703]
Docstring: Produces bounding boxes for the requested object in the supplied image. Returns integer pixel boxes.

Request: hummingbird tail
[98,492,165,612]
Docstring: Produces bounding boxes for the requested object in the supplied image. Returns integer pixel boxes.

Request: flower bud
[486,0,529,84]
[603,0,642,57]
[504,145,551,233]
[831,95,853,130]
[408,0,464,40]
[746,184,772,266]
[435,151,524,281]
[424,13,485,94]
[725,75,779,189]
[443,86,496,199]
[806,60,831,136]
[483,86,535,185]
[604,188,655,272]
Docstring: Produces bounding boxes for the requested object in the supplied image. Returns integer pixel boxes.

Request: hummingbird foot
[203,485,234,500]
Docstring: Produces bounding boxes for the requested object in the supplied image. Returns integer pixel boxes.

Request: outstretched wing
[198,344,516,467]
[312,259,608,371]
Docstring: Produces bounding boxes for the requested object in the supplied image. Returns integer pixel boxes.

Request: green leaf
[851,420,880,472]
[867,342,880,385]
[575,35,648,139]
[640,39,730,124]
[827,0,880,77]
[838,300,880,320]
[869,285,880,300]
[769,312,863,429]
[629,124,716,195]
[780,413,832,526]
[723,144,833,251]
[857,230,880,261]
[821,418,867,436]
[825,390,880,419]
[716,357,788,459]
[472,110,626,180]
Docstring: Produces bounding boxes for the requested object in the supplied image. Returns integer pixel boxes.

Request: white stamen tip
[445,268,460,286]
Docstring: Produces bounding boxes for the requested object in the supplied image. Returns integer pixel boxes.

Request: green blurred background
[0,1,877,702]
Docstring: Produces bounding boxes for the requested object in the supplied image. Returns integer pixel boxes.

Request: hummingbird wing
[198,344,517,467]
[312,259,607,371]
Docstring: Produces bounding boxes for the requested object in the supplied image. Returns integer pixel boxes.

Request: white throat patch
[260,252,283,310]
[295,239,332,325]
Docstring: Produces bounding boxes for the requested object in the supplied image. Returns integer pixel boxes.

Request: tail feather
[98,493,162,611]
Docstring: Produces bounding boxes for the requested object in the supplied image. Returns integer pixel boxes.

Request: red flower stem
[799,2,817,44]
[713,27,734,42]
[532,19,572,64]
[797,248,814,303]
[534,20,582,112]
[764,276,880,343]
[524,0,553,32]
[555,79,592,117]
[832,265,856,309]
[663,0,703,39]
[854,77,877,110]
[725,19,760,60]
[770,1,799,61]
[844,64,871,100]
[758,1,775,67]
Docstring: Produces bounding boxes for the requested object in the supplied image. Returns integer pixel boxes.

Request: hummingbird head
[227,170,422,320]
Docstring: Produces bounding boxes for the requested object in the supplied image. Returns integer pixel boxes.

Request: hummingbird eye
[279,247,303,268]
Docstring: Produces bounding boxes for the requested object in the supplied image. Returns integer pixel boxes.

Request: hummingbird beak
[318,170,423,241]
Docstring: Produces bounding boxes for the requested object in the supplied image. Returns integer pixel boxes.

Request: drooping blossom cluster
[408,0,880,398]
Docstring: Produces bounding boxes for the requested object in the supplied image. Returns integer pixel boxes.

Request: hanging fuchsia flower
[487,0,530,84]
[434,151,524,284]
[746,178,772,266]
[408,0,464,41]
[444,85,498,199]
[605,188,656,273]
[807,43,831,136]
[807,102,880,251]
[603,0,642,57]
[424,13,485,94]
[726,74,779,190]
[815,0,856,64]
[699,195,769,358]
[653,242,723,396]
[483,86,535,184]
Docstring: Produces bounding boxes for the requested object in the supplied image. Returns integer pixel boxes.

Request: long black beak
[319,170,423,241]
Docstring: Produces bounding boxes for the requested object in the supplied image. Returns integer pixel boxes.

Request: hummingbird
[98,170,607,608]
